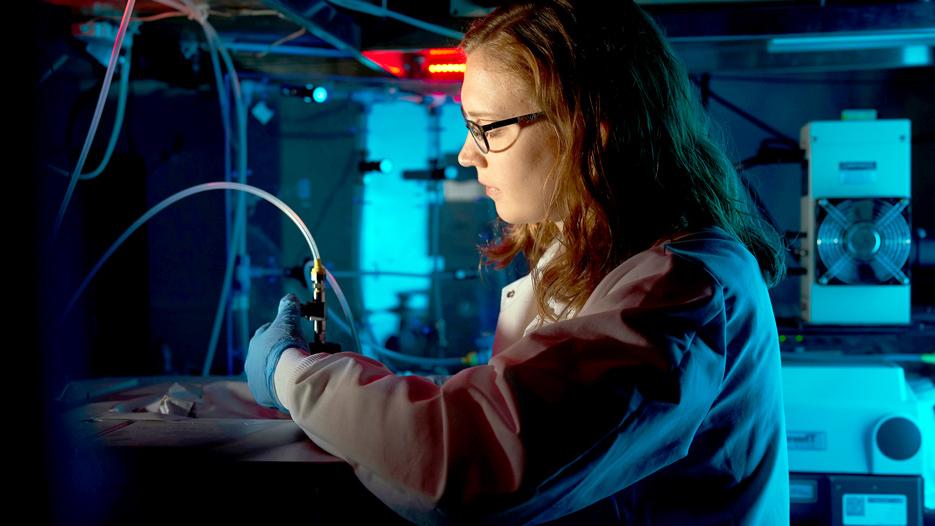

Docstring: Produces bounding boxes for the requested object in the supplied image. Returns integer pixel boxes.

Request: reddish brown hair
[463,0,786,321]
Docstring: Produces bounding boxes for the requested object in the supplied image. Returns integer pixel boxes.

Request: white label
[842,494,907,526]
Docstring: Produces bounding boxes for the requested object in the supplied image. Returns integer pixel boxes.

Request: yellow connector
[310,258,327,344]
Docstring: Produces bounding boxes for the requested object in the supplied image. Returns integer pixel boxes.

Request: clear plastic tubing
[323,306,469,367]
[72,43,132,181]
[54,0,136,235]
[48,49,131,180]
[61,183,364,355]
[364,342,472,367]
[324,271,361,355]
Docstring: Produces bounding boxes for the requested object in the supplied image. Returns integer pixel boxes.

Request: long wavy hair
[462,0,785,321]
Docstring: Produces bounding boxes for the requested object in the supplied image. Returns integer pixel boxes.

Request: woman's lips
[479,180,499,195]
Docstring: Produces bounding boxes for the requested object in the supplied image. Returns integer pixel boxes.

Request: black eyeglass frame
[463,111,545,153]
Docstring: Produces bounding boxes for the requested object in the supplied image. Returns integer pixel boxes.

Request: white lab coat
[273,227,790,525]
[493,241,568,355]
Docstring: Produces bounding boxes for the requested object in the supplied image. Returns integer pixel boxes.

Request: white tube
[364,344,478,367]
[53,42,133,181]
[54,0,136,236]
[204,23,233,151]
[202,197,246,376]
[203,60,235,376]
[149,0,253,375]
[324,271,362,353]
[324,306,482,368]
[62,182,321,322]
[183,1,253,373]
[162,0,245,375]
[79,48,131,180]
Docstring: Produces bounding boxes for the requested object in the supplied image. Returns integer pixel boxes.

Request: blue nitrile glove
[246,293,309,412]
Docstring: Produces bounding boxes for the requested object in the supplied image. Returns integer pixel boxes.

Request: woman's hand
[245,294,310,412]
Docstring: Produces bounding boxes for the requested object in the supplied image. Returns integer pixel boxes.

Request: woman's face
[457,48,560,225]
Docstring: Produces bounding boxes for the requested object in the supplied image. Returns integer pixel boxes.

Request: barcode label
[842,494,907,526]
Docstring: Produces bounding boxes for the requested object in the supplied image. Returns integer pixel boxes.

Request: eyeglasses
[462,110,545,154]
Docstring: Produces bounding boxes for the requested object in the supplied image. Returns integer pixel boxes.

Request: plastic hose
[54,0,136,236]
[52,41,133,181]
[62,182,321,323]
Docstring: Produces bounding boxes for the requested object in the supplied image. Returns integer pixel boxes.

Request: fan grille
[815,198,911,285]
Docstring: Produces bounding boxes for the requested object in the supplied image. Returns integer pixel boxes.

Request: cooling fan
[814,197,911,285]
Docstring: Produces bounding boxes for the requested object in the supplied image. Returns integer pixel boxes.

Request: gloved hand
[245,293,310,412]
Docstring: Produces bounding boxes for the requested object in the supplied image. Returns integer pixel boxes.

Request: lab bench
[54,375,412,524]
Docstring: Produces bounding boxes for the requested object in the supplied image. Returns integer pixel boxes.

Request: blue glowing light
[379,159,394,173]
[312,86,328,103]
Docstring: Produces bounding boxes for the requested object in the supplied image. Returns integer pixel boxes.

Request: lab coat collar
[494,240,568,354]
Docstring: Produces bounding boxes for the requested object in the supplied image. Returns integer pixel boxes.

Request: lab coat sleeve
[274,248,727,525]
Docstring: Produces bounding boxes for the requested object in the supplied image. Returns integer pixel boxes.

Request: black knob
[876,417,921,461]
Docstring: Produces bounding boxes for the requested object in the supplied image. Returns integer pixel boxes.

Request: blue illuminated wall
[360,100,484,349]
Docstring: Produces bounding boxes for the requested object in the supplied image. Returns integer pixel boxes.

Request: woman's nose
[458,132,485,168]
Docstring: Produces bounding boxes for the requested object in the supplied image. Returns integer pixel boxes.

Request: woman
[246,1,790,524]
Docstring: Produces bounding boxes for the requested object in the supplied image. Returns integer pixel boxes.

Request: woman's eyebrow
[461,106,499,120]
